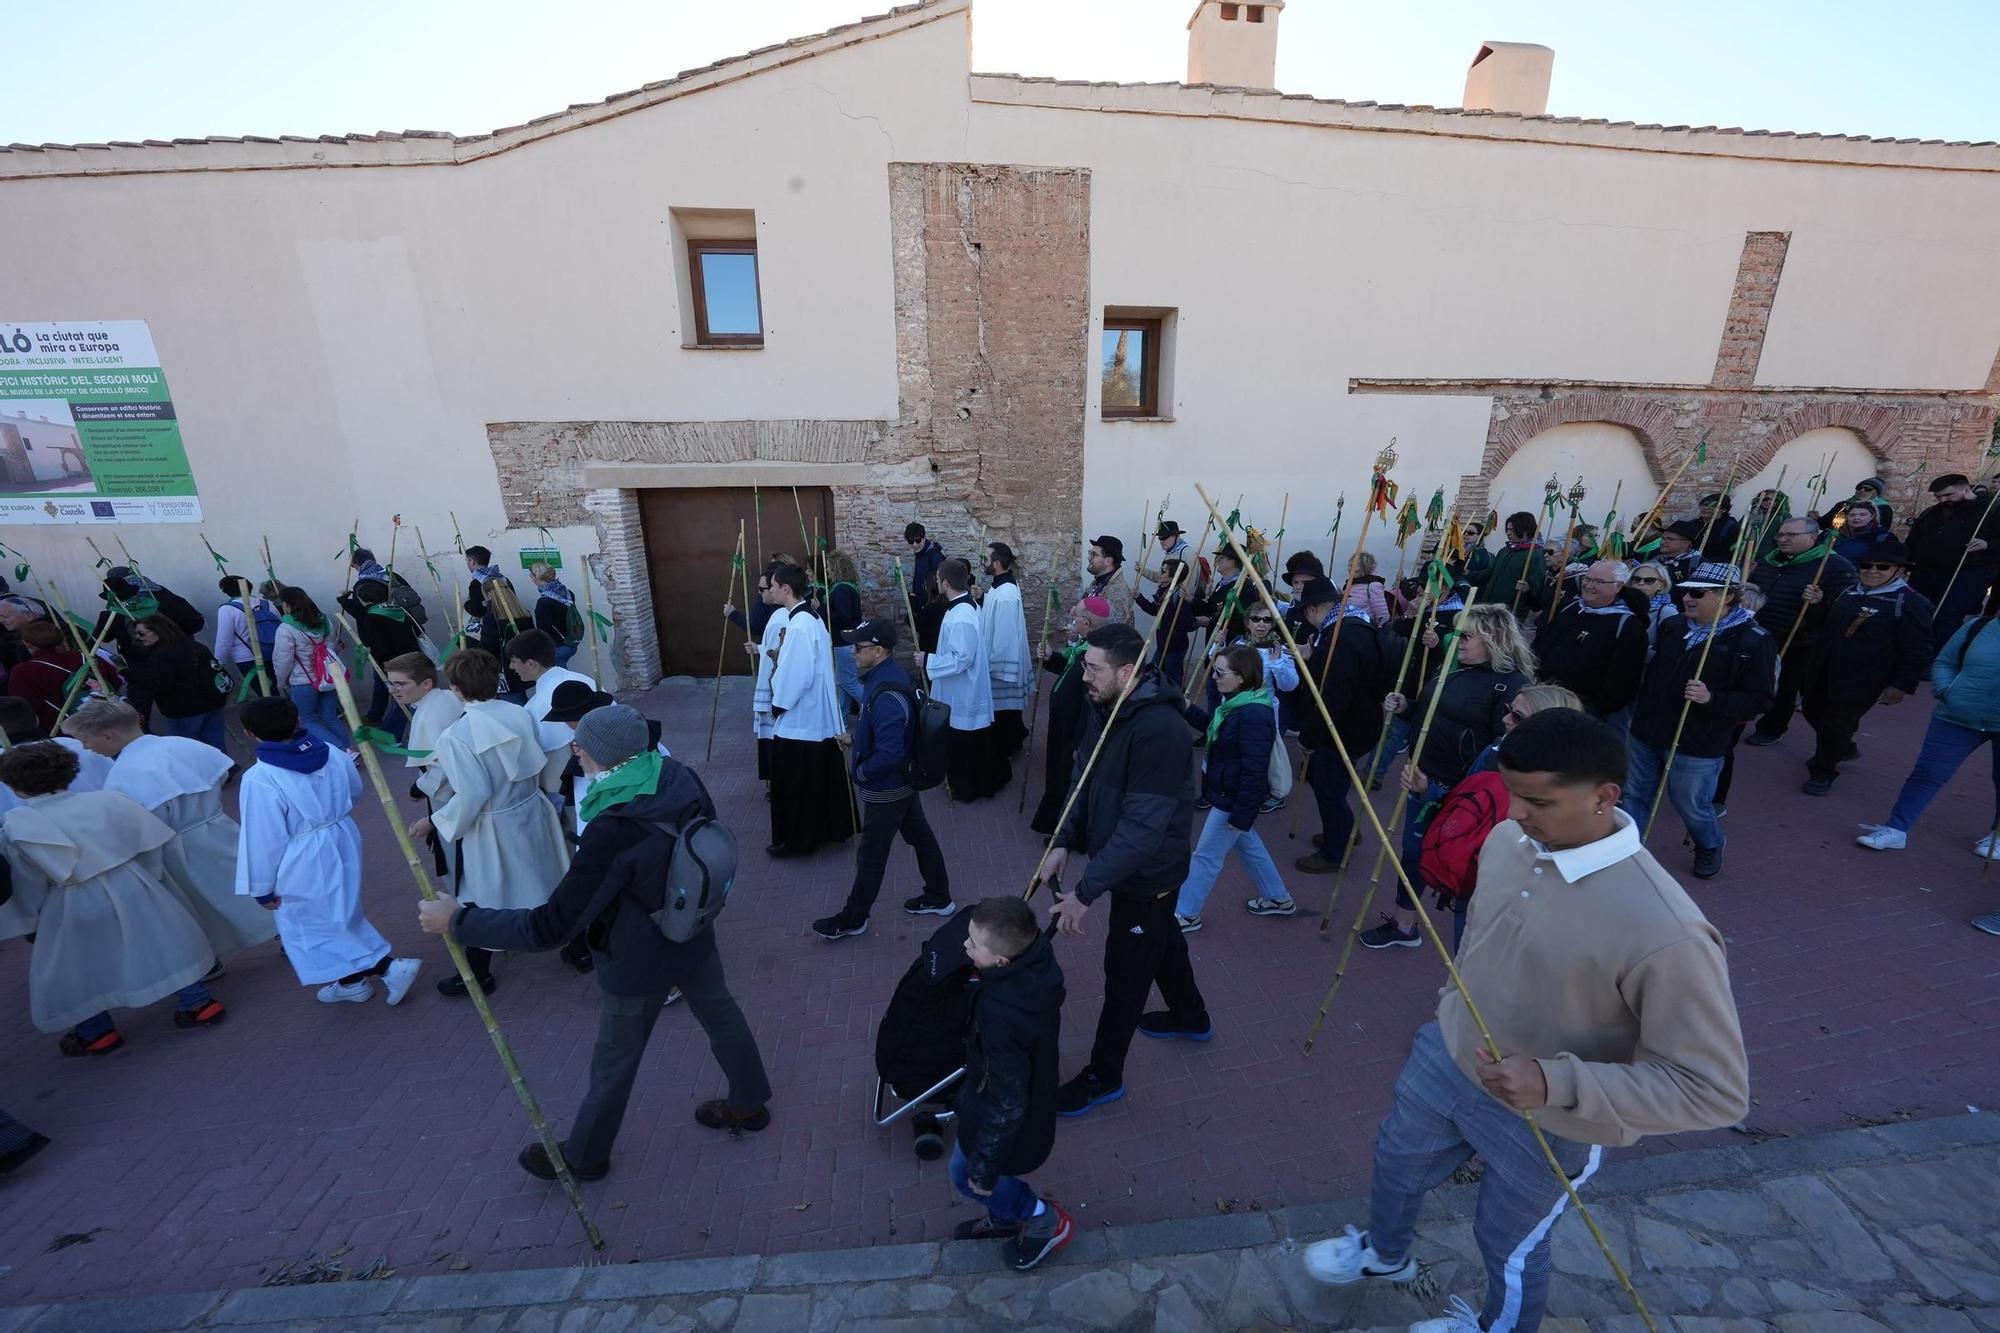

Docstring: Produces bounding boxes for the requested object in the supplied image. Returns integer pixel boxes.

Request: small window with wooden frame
[1101,314,1165,418]
[687,238,764,346]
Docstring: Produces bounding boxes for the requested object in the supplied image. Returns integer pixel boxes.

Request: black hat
[1091,535,1125,561]
[1678,561,1743,590]
[1663,519,1705,543]
[842,617,898,649]
[546,680,614,723]
[1860,537,1909,566]
[1297,577,1340,608]
[1156,521,1183,538]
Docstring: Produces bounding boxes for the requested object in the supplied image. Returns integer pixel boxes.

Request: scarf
[1842,577,1910,599]
[537,577,576,607]
[1763,537,1833,568]
[281,613,327,636]
[1683,605,1755,647]
[579,748,664,824]
[469,564,500,584]
[355,559,388,583]
[256,730,330,773]
[1206,685,1272,746]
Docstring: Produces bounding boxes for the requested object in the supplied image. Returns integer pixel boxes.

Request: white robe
[770,607,841,742]
[106,734,276,953]
[926,597,994,731]
[752,605,792,741]
[235,753,387,986]
[0,740,110,822]
[526,665,596,791]
[405,687,465,802]
[430,700,572,911]
[0,790,213,1032]
[981,581,1031,712]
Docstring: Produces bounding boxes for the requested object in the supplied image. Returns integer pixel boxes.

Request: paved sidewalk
[1,675,1996,1309]
[5,1113,1998,1331]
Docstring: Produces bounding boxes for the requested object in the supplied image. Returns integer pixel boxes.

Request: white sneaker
[1301,1224,1418,1286]
[383,958,422,1006]
[317,979,372,1005]
[1409,1295,1482,1332]
[1856,826,1907,851]
[1974,833,1999,859]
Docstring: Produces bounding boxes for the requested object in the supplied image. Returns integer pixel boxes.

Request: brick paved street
[2,674,1996,1308]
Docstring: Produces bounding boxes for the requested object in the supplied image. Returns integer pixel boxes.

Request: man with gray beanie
[420,703,774,1180]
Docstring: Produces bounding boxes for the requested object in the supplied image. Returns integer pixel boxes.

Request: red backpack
[1419,770,1510,903]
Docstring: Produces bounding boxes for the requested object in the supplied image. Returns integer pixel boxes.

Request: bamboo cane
[1642,517,1758,843]
[891,558,929,690]
[1017,579,1061,816]
[326,653,605,1251]
[1288,480,1388,839]
[1741,466,1788,573]
[232,577,272,698]
[1152,503,1224,696]
[1690,446,1745,562]
[752,487,766,570]
[85,535,115,571]
[1325,493,1346,572]
[114,534,141,576]
[412,526,459,644]
[42,580,115,699]
[790,485,811,556]
[1776,541,1841,660]
[1132,495,1162,594]
[705,524,747,762]
[1310,587,1484,1026]
[340,519,360,593]
[1023,562,1190,902]
[579,555,606,685]
[331,609,413,720]
[1629,438,1706,547]
[262,536,279,586]
[816,518,862,830]
[1931,485,2000,635]
[1270,491,1291,576]
[1192,485,1657,1332]
[51,605,124,733]
[1545,494,1587,626]
[384,517,401,586]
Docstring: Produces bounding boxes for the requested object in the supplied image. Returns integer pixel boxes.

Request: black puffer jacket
[1403,663,1528,788]
[1296,614,1388,756]
[956,929,1065,1187]
[452,760,722,997]
[1631,613,1778,759]
[1751,551,1855,654]
[1184,691,1274,832]
[1058,669,1196,904]
[1810,583,1935,701]
[1537,599,1649,717]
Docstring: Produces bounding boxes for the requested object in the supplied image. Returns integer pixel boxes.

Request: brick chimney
[1187,0,1284,90]
[1462,41,1554,116]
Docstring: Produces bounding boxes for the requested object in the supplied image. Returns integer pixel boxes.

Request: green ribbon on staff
[353,724,432,759]
[61,663,91,700]
[588,609,613,643]
[201,537,230,574]
[13,562,28,584]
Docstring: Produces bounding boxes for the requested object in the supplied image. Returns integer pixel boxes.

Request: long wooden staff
[1629,436,1707,547]
[412,526,457,645]
[1269,491,1291,576]
[331,608,413,721]
[1545,486,1589,626]
[1933,485,2000,635]
[51,600,128,733]
[579,556,607,685]
[1776,537,1841,660]
[232,577,271,698]
[1023,562,1189,902]
[1313,587,1484,1011]
[42,580,115,699]
[1193,485,1656,1332]
[891,559,929,690]
[705,524,747,762]
[816,518,861,829]
[1017,578,1060,815]
[752,486,765,569]
[1643,518,1757,843]
[1691,446,1745,561]
[1151,502,1226,695]
[326,654,604,1251]
[1130,495,1160,595]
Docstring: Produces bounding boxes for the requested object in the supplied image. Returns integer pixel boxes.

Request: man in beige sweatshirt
[1303,707,1750,1333]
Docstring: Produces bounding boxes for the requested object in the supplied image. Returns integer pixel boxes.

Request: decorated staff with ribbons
[384,651,464,880]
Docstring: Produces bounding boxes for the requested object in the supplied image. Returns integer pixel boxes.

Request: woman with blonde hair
[528,562,582,667]
[1365,603,1535,950]
[1345,551,1392,624]
[1627,560,1677,658]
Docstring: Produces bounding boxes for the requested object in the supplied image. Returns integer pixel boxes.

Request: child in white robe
[64,698,279,960]
[237,696,422,1006]
[385,651,465,886]
[0,741,224,1055]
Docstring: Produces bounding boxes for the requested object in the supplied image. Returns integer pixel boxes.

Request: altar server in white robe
[236,696,423,1007]
[62,698,277,959]
[765,562,854,857]
[386,651,465,883]
[0,741,226,1054]
[921,558,1006,801]
[981,542,1032,758]
[507,627,596,798]
[408,649,571,997]
[752,574,791,785]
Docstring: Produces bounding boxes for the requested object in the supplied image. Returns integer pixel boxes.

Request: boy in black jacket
[1290,577,1388,874]
[951,896,1074,1271]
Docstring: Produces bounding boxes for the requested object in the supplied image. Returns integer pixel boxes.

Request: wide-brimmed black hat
[546,680,615,722]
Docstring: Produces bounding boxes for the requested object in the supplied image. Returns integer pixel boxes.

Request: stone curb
[6,1110,1991,1332]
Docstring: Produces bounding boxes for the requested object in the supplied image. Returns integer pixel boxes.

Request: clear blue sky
[4,0,1994,145]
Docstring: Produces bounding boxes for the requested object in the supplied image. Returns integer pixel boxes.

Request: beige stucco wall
[2,2,1996,679]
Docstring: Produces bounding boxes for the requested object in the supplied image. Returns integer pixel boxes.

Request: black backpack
[880,684,952,791]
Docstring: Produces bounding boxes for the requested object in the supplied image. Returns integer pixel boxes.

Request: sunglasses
[1858,562,1901,572]
[1631,576,1664,584]
[1246,614,1274,623]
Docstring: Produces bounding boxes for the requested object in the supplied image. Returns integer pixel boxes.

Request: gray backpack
[642,811,739,943]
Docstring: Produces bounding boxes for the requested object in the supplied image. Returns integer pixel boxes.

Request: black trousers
[1089,890,1209,1084]
[1803,689,1872,780]
[1030,726,1079,836]
[842,793,950,921]
[565,948,773,1171]
[1755,645,1812,738]
[1916,567,1994,651]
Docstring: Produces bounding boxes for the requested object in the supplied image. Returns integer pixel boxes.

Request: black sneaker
[1359,916,1420,950]
[1259,795,1286,813]
[912,1111,946,1162]
[518,1142,608,1182]
[1195,798,1212,811]
[903,895,956,916]
[1801,775,1835,797]
[437,972,498,998]
[812,914,868,941]
[1003,1202,1074,1271]
[1138,1011,1214,1043]
[1744,731,1782,747]
[1692,845,1724,879]
[1843,742,1860,761]
[954,1213,1022,1241]
[1055,1069,1125,1118]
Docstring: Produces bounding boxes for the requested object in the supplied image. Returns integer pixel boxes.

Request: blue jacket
[1933,617,2000,733]
[852,657,919,794]
[910,541,945,610]
[1183,691,1275,831]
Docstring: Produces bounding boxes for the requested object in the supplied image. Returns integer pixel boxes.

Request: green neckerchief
[579,748,664,824]
[1763,537,1832,568]
[1206,685,1272,747]
[365,603,410,623]
[281,614,327,636]
[353,724,431,759]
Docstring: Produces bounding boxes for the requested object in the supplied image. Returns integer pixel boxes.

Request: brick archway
[1748,402,1903,480]
[1483,392,1680,484]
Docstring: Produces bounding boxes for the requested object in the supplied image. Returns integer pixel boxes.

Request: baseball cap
[842,617,898,649]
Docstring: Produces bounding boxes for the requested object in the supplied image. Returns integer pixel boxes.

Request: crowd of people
[2,470,1996,1330]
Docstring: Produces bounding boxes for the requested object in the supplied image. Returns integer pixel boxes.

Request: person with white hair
[1535,559,1650,732]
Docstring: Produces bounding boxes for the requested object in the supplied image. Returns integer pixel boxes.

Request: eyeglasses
[1579,576,1621,587]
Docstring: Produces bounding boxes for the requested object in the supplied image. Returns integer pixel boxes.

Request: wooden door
[638,485,836,677]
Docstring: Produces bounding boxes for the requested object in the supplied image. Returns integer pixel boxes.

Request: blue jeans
[1178,806,1289,916]
[1363,715,1414,785]
[834,645,863,714]
[1886,715,2000,833]
[162,708,229,756]
[554,643,577,668]
[289,685,353,751]
[1621,737,1725,850]
[1308,743,1356,861]
[1397,782,1451,910]
[948,1141,1041,1225]
[75,982,215,1039]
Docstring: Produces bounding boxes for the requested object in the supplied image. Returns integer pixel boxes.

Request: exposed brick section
[1483,391,1680,480]
[1986,343,2000,395]
[486,420,885,529]
[1710,231,1791,389]
[584,487,661,687]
